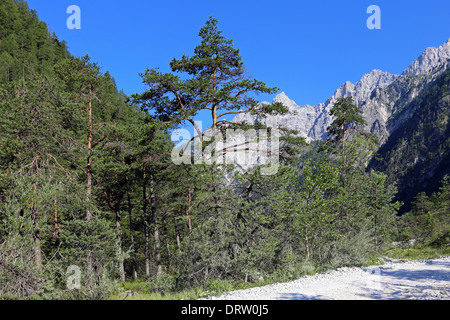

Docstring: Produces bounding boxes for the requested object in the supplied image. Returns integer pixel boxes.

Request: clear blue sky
[26,0,450,129]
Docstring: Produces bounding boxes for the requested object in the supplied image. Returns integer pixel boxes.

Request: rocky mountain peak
[233,38,450,143]
[444,37,450,47]
[328,70,397,106]
[353,70,398,103]
[273,92,301,111]
[402,38,450,76]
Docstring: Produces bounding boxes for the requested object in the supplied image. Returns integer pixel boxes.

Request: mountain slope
[368,65,450,213]
[0,0,70,81]
[234,38,450,144]
[233,69,398,141]
[403,39,450,76]
[234,38,450,213]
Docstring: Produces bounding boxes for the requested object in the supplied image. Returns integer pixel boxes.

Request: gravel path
[206,256,450,300]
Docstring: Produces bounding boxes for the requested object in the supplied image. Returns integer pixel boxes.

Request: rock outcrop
[234,38,450,145]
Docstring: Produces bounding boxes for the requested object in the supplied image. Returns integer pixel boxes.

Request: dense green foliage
[132,16,289,135]
[0,0,448,300]
[398,176,450,246]
[0,0,68,81]
[368,66,450,213]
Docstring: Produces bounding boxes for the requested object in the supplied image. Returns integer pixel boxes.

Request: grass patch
[361,254,387,267]
[109,287,208,300]
[109,278,256,300]
[385,244,450,260]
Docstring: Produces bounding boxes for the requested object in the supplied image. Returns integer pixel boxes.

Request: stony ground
[205,256,450,300]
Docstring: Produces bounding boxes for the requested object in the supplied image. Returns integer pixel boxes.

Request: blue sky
[26,0,450,129]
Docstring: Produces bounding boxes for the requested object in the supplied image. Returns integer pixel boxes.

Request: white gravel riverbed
[205,256,450,300]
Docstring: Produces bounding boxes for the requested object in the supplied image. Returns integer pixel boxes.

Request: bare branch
[217,109,250,119]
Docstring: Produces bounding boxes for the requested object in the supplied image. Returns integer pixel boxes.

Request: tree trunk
[115,195,125,282]
[128,192,138,280]
[212,67,218,129]
[150,174,162,275]
[142,162,151,277]
[31,205,42,269]
[305,232,310,260]
[173,210,182,254]
[163,216,170,257]
[86,82,94,280]
[186,188,192,232]
[30,179,42,270]
[211,166,226,264]
[86,82,93,222]
[54,195,59,239]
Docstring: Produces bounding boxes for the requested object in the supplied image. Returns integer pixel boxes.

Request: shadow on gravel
[380,262,450,280]
[357,261,450,300]
[273,260,450,300]
[278,293,327,300]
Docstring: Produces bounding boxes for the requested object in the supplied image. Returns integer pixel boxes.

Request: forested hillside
[0,0,448,300]
[368,66,450,213]
[0,0,68,80]
[0,0,174,298]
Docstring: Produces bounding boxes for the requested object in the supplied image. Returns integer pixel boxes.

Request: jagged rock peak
[330,70,397,104]
[273,92,299,110]
[334,81,355,98]
[402,38,450,76]
[273,91,290,103]
[444,37,450,47]
[358,69,398,85]
[353,70,398,101]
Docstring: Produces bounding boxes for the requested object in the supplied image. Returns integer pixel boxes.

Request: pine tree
[133,16,289,138]
[320,97,376,152]
[54,55,102,222]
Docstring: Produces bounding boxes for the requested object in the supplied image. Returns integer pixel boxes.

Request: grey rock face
[235,69,398,141]
[233,38,450,144]
[234,92,317,142]
[402,38,450,76]
[310,69,398,141]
